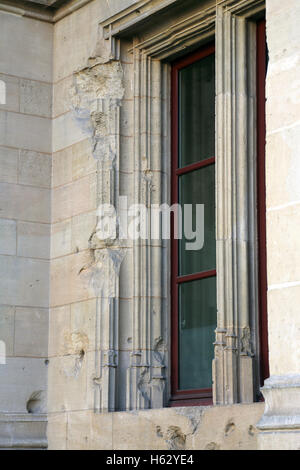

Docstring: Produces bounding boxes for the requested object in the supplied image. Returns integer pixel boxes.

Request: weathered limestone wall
[0,0,298,451]
[49,403,264,450]
[48,0,139,439]
[49,0,99,421]
[47,0,263,450]
[257,0,300,450]
[0,10,52,447]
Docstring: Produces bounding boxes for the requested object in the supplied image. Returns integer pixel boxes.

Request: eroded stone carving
[26,391,46,414]
[70,49,125,412]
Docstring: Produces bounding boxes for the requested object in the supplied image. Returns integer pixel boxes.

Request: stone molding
[0,0,265,24]
[0,413,47,449]
[213,6,259,405]
[94,0,265,409]
[0,0,92,22]
[125,49,168,410]
[71,66,125,411]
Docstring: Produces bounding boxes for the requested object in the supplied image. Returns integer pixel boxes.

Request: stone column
[213,6,258,405]
[257,0,300,450]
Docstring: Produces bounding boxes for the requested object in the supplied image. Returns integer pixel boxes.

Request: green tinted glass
[178,277,217,390]
[178,165,215,276]
[178,53,215,168]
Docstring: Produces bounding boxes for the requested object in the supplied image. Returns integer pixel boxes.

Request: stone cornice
[100,0,265,42]
[0,0,92,22]
[0,0,265,25]
[101,0,179,39]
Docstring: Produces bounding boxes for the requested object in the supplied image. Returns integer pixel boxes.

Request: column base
[257,375,300,450]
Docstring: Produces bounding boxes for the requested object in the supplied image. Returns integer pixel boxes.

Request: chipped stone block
[50,250,94,307]
[53,0,100,82]
[71,210,97,253]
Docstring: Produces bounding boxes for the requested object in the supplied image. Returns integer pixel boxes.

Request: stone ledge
[0,413,47,449]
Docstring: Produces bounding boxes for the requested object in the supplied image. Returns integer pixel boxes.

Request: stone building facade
[0,0,299,450]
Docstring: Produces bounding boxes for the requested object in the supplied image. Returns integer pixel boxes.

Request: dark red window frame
[170,19,268,406]
[257,19,270,385]
[170,43,215,406]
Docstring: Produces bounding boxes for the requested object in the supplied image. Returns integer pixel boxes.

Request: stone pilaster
[213,5,258,405]
[257,0,300,449]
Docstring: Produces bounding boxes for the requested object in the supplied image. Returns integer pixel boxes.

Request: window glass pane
[178,277,217,390]
[178,165,215,276]
[178,53,215,168]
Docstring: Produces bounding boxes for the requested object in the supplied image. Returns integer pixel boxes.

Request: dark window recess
[257,19,269,385]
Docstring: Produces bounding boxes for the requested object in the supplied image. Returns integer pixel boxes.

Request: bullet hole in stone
[44,359,49,366]
[205,442,220,450]
[248,425,255,436]
[26,391,45,414]
[224,420,236,436]
[165,426,186,450]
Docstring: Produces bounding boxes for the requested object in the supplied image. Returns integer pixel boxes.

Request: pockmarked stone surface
[0,0,299,451]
